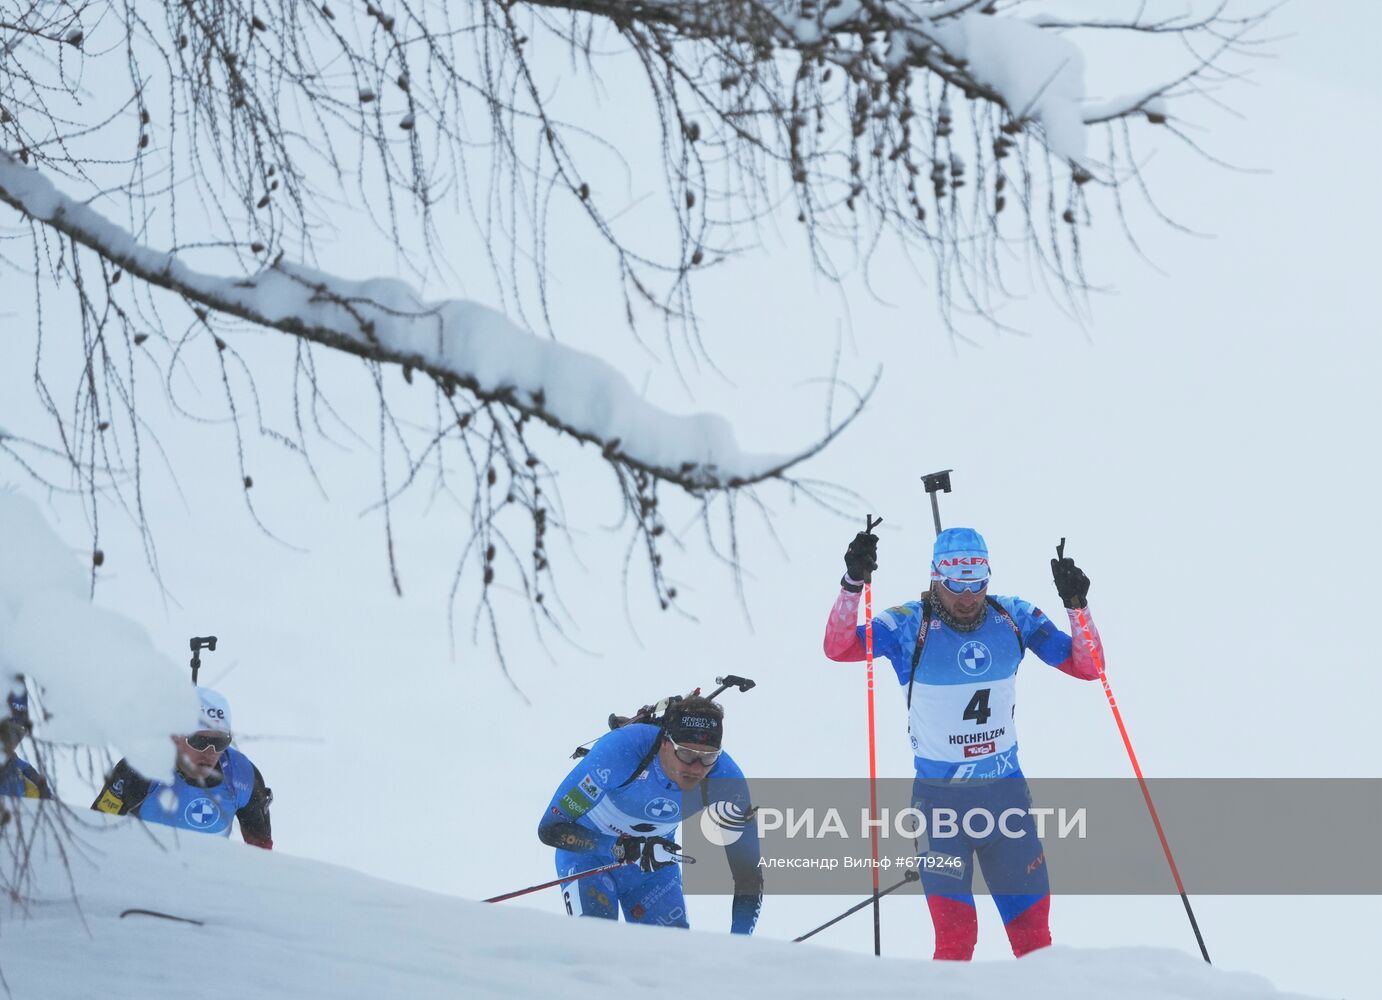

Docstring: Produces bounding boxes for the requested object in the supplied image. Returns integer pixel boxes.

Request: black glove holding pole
[841,516,882,592]
[1051,538,1091,609]
[613,834,682,873]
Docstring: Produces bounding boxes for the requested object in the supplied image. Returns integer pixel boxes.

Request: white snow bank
[0,807,1326,1000]
[0,490,195,776]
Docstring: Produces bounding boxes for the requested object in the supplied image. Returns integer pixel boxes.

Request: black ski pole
[792,870,920,943]
[485,850,697,903]
[189,636,217,685]
[921,470,952,535]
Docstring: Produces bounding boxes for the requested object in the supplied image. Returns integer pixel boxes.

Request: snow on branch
[525,0,1265,159]
[0,0,1267,627]
[0,151,865,495]
[501,0,1269,328]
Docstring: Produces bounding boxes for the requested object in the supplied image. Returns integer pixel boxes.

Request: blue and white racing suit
[538,723,762,934]
[825,587,1104,958]
[91,748,273,848]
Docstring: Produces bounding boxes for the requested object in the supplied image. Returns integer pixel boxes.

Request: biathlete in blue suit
[1,692,51,800]
[91,687,273,849]
[538,695,762,934]
[824,526,1105,960]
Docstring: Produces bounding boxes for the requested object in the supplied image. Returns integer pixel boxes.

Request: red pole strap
[865,579,881,956]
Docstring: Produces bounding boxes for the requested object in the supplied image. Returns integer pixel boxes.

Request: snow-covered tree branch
[0,0,1268,622]
[0,150,864,494]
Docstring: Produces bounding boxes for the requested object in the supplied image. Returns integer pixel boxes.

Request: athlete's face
[0,719,25,755]
[934,578,988,624]
[658,739,717,791]
[173,731,225,781]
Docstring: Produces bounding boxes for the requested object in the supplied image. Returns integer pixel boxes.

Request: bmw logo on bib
[645,796,679,820]
[185,797,221,829]
[958,640,992,677]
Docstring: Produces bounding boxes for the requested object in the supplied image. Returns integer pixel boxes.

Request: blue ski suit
[825,586,1105,958]
[92,748,273,848]
[0,756,49,799]
[538,724,762,934]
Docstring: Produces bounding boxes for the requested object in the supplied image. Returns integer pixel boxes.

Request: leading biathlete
[823,526,1104,960]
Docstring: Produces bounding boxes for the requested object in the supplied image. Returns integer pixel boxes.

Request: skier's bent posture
[824,527,1104,959]
[92,687,273,849]
[1,692,51,800]
[537,695,762,934]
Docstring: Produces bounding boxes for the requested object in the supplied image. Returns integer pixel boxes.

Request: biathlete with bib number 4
[823,526,1104,960]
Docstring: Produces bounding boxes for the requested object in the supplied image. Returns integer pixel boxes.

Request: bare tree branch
[0,0,1270,619]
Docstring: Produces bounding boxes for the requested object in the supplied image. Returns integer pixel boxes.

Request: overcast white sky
[4,4,1380,998]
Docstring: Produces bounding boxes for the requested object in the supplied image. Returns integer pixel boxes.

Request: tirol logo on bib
[957,640,992,677]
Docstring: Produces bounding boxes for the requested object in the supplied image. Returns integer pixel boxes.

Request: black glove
[613,834,681,873]
[1051,542,1090,610]
[842,531,878,589]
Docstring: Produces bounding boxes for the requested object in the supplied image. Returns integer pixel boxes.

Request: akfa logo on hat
[932,528,991,580]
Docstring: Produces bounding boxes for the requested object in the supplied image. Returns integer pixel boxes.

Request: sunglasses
[666,734,722,767]
[184,733,232,753]
[939,576,988,595]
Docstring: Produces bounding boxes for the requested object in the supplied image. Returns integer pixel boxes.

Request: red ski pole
[863,514,882,957]
[1064,540,1211,964]
[483,862,625,903]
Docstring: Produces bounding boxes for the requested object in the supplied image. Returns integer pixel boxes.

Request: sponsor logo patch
[560,788,594,818]
[184,797,221,829]
[645,796,679,820]
[957,640,992,677]
[963,741,996,758]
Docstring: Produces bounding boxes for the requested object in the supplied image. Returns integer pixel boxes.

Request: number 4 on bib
[963,688,992,726]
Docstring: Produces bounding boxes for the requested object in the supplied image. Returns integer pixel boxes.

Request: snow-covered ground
[0,805,1325,1000]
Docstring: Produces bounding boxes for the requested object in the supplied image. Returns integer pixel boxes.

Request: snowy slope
[0,808,1323,1000]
